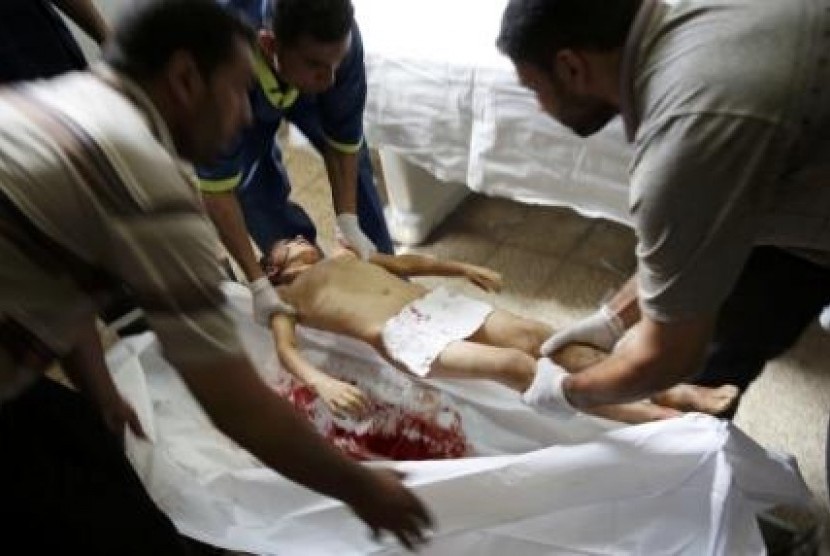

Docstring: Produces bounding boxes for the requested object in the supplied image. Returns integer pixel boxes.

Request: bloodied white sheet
[108,283,812,555]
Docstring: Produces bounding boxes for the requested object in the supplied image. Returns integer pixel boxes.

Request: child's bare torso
[278,255,428,348]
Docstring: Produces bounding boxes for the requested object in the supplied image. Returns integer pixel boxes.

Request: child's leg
[434,346,678,423]
[469,309,604,370]
[584,402,680,424]
[429,341,536,392]
[431,336,736,422]
[587,384,740,423]
[650,384,740,416]
[467,309,550,353]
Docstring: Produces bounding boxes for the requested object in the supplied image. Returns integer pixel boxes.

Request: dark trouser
[236,140,393,255]
[693,246,830,405]
[0,377,189,555]
[236,96,394,256]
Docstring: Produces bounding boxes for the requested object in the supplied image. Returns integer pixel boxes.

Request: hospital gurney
[107,283,812,555]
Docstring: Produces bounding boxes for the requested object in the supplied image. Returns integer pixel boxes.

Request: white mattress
[356,0,633,225]
[107,283,812,555]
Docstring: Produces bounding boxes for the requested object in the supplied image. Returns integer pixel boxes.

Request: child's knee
[498,349,536,390]
[519,322,553,355]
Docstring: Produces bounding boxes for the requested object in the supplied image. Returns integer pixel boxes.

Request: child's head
[261,235,324,285]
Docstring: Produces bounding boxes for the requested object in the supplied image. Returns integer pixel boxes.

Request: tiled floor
[287,144,830,551]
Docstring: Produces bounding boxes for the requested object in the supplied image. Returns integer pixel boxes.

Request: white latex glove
[250,276,295,326]
[336,213,377,259]
[540,305,625,356]
[521,359,577,418]
[820,305,830,332]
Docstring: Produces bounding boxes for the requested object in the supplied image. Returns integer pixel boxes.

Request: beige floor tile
[289,174,339,252]
[450,194,529,233]
[499,204,594,256]
[536,260,627,316]
[401,230,502,266]
[481,247,563,300]
[569,220,637,276]
[282,144,326,189]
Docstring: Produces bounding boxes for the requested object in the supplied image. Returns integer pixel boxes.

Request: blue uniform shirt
[197,0,367,192]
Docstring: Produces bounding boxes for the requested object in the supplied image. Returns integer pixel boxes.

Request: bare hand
[315,378,370,418]
[463,264,503,292]
[99,394,146,445]
[349,468,434,550]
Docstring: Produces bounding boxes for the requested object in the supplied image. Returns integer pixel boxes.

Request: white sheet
[356,0,633,225]
[108,283,812,555]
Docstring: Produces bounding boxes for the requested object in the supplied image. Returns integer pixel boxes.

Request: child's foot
[650,384,740,416]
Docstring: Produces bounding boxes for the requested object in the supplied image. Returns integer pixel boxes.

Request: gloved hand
[250,276,296,326]
[521,358,577,418]
[336,213,377,259]
[540,305,625,356]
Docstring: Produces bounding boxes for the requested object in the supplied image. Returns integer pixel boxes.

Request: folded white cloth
[521,358,577,418]
[381,287,494,377]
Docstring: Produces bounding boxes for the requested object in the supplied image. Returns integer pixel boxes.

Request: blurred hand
[315,377,370,418]
[540,305,624,356]
[98,393,146,445]
[348,468,434,551]
[462,264,503,293]
[250,276,296,326]
[336,213,377,259]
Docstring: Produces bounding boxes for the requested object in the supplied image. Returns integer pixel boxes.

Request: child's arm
[272,314,369,417]
[369,252,503,292]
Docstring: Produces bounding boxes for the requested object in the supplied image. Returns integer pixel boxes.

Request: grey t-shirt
[621,0,830,321]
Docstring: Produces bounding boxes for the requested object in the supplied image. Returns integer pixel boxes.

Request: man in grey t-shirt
[496,0,830,414]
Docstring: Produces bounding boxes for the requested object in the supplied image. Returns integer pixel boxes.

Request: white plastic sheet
[108,284,811,555]
[356,0,633,225]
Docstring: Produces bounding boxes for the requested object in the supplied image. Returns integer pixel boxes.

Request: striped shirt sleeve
[5,78,244,366]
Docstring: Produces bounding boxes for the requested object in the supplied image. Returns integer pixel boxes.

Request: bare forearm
[277,345,332,389]
[564,316,713,407]
[272,318,330,388]
[178,355,371,503]
[606,275,640,329]
[202,191,263,282]
[52,0,109,44]
[371,253,466,278]
[323,147,359,214]
[61,317,119,404]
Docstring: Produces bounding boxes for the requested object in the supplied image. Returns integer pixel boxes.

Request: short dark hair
[260,237,324,285]
[104,0,255,81]
[272,0,354,47]
[497,0,639,68]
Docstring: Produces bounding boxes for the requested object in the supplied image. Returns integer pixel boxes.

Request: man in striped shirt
[0,0,430,552]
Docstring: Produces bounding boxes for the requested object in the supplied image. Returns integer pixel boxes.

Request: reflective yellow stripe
[198,174,241,193]
[254,51,299,109]
[324,133,363,154]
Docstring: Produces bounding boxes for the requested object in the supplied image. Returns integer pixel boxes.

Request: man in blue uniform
[200,0,394,327]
